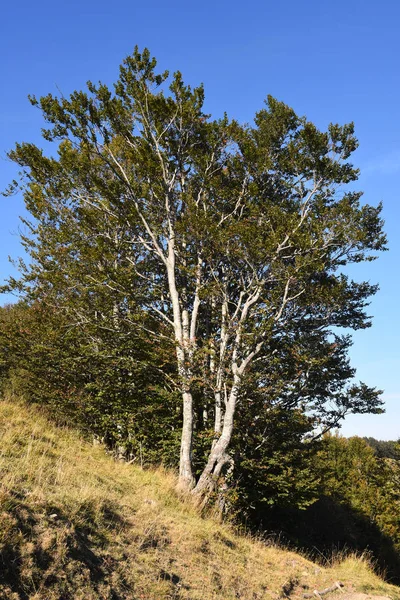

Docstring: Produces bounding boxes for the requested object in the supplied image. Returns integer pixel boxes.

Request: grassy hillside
[0,396,399,600]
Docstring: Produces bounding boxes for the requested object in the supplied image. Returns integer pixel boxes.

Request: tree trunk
[193,382,239,497]
[179,389,196,489]
[166,247,196,491]
[214,390,222,434]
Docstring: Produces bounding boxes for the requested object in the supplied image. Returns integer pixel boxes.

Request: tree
[4,47,386,497]
[315,435,400,559]
[363,437,400,460]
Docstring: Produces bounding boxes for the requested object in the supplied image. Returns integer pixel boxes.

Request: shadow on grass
[0,488,132,599]
[255,496,400,586]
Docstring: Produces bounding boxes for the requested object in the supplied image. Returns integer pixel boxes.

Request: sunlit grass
[1,394,399,599]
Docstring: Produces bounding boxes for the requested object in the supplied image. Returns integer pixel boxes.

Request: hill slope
[0,396,399,600]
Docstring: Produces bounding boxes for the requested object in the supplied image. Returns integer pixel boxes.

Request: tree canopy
[3,47,387,498]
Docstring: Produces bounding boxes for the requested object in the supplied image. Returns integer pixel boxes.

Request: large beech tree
[5,48,386,496]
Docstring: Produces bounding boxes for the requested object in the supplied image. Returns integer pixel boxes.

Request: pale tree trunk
[178,255,202,489]
[179,389,195,488]
[166,244,194,489]
[214,390,222,435]
[193,378,240,496]
[193,291,264,499]
[179,310,196,488]
[166,240,202,490]
[213,298,228,436]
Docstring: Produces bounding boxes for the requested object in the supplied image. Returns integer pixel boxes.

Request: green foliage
[0,301,181,466]
[1,47,387,501]
[234,433,400,582]
[363,437,400,460]
[316,435,400,549]
[231,406,320,518]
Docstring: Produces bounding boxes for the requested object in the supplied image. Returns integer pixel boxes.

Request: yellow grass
[0,395,399,600]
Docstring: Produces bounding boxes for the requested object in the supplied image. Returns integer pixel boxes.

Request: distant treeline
[363,437,400,460]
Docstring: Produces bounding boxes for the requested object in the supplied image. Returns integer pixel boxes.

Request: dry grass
[0,395,399,600]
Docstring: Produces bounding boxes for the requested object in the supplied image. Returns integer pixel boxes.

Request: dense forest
[1,48,399,580]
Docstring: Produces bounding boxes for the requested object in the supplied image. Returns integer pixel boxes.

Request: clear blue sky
[1,0,399,439]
